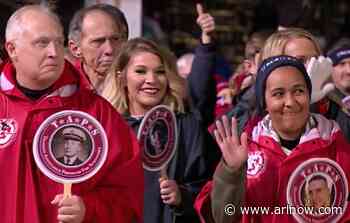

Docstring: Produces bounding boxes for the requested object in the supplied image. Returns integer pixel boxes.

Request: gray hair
[68,4,129,43]
[5,5,62,42]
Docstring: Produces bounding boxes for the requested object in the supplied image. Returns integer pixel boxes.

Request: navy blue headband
[255,55,312,114]
[327,47,350,66]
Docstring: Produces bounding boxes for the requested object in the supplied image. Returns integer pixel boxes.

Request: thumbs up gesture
[196,3,215,44]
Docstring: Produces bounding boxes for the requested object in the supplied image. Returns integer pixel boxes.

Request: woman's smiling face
[125,51,168,116]
[265,66,310,140]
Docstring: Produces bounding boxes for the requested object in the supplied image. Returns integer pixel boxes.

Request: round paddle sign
[33,110,108,184]
[137,105,178,171]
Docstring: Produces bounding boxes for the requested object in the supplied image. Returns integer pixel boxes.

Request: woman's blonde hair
[102,37,186,114]
[259,28,322,65]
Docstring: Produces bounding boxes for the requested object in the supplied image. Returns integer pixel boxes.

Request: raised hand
[196,3,215,44]
[51,194,86,223]
[214,116,248,171]
[307,56,335,103]
[159,178,182,206]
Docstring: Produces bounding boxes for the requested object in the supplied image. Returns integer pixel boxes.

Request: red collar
[74,60,95,91]
[0,60,82,99]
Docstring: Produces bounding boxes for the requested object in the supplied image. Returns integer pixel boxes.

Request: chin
[141,99,162,108]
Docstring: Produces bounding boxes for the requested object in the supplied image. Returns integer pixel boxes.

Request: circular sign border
[137,105,178,172]
[286,157,348,223]
[33,110,108,184]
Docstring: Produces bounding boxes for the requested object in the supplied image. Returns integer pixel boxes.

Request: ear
[68,39,82,58]
[5,41,17,61]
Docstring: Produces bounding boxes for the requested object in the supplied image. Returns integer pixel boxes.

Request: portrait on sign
[51,126,92,167]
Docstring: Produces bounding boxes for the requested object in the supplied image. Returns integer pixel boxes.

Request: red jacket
[0,61,144,223]
[196,114,350,223]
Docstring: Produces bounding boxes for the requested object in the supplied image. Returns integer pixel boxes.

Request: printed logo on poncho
[287,158,348,223]
[247,151,265,177]
[33,110,108,184]
[0,119,17,148]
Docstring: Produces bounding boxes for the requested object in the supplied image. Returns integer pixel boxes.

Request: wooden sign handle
[159,167,168,180]
[63,183,72,199]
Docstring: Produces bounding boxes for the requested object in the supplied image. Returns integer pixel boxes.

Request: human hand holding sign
[52,194,86,223]
[196,3,215,44]
[214,116,248,171]
[307,56,335,103]
[159,177,182,207]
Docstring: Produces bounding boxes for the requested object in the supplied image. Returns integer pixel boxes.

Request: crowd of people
[0,2,349,223]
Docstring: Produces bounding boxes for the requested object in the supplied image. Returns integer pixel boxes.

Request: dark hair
[309,175,328,185]
[68,3,129,42]
[245,29,274,59]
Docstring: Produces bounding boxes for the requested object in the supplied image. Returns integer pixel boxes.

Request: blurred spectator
[312,37,350,142]
[175,3,217,127]
[231,30,273,101]
[211,30,273,120]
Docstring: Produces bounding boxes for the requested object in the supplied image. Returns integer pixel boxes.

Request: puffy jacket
[196,113,350,223]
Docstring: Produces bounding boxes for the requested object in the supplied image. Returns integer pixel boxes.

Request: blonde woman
[102,37,219,223]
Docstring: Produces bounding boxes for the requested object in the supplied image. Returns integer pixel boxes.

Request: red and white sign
[33,110,108,184]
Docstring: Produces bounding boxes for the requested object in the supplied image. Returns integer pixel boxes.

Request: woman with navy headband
[196,55,350,223]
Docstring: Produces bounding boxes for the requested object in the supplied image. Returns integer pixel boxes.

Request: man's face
[78,10,124,80]
[308,179,331,209]
[64,139,82,158]
[6,10,65,90]
[332,57,350,95]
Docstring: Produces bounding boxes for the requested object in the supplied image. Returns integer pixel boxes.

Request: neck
[277,132,301,141]
[82,64,106,92]
[272,125,303,141]
[129,104,151,117]
[16,75,52,91]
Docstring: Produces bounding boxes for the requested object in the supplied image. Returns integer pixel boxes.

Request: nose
[65,140,73,148]
[145,72,158,83]
[47,42,59,58]
[102,39,114,56]
[284,93,297,107]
